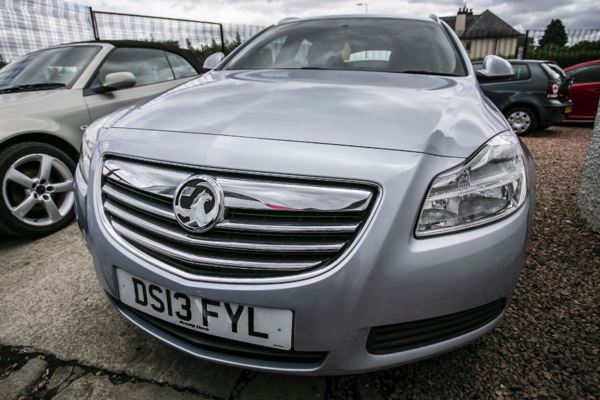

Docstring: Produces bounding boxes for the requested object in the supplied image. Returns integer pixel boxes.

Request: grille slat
[105,201,345,253]
[100,157,377,279]
[103,181,362,234]
[103,184,175,221]
[112,221,322,271]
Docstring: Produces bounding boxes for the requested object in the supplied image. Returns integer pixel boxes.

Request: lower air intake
[366,299,506,354]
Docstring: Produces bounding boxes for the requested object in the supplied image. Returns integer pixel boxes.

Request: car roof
[53,40,203,72]
[277,14,436,25]
[564,59,600,71]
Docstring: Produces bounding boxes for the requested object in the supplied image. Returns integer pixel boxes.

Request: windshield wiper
[395,70,461,77]
[0,83,66,94]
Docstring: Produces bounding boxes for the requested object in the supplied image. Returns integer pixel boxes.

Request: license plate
[116,269,293,350]
[565,105,573,114]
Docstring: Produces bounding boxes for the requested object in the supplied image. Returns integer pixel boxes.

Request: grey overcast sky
[81,0,600,30]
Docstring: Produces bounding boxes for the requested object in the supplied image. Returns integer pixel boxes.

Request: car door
[567,65,600,120]
[84,47,197,121]
[474,62,532,110]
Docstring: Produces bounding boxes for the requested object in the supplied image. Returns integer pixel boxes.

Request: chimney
[455,6,472,35]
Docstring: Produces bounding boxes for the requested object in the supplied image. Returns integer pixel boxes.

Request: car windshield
[223,18,466,76]
[0,46,99,91]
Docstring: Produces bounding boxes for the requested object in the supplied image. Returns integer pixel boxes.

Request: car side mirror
[95,72,136,94]
[475,55,514,81]
[203,52,225,70]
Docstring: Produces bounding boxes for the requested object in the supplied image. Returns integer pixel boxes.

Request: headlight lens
[416,132,527,237]
[78,106,134,182]
[78,116,106,182]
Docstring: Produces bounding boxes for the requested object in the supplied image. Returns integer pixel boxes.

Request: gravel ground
[1,125,598,399]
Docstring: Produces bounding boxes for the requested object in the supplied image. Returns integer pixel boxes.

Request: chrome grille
[99,157,377,280]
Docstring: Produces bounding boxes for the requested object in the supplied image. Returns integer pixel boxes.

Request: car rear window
[542,63,567,81]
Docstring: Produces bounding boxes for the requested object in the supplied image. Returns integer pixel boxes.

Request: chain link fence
[522,29,600,67]
[0,0,264,64]
[223,23,263,42]
[5,0,597,69]
[92,11,224,51]
[0,0,95,62]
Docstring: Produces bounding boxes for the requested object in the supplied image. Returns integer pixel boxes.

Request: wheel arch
[0,132,79,163]
[502,102,541,124]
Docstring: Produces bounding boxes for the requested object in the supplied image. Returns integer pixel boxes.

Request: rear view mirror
[96,72,136,93]
[475,55,514,81]
[203,52,225,70]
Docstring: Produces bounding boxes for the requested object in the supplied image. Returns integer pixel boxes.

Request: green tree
[570,40,600,52]
[146,34,244,68]
[0,54,7,69]
[539,19,568,48]
[225,32,242,53]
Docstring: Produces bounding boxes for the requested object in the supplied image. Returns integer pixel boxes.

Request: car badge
[173,175,224,233]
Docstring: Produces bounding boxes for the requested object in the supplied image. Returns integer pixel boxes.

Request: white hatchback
[0,41,201,237]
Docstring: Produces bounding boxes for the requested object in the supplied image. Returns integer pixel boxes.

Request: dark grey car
[474,60,572,135]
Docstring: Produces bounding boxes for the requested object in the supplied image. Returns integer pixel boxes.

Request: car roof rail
[277,17,299,25]
[428,14,441,24]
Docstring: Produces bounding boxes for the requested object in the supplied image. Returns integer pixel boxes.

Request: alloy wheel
[507,110,532,135]
[2,153,74,227]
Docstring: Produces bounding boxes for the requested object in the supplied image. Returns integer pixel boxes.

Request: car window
[224,18,466,76]
[294,39,312,62]
[348,50,391,62]
[270,36,289,62]
[0,46,99,90]
[91,48,175,88]
[568,65,600,84]
[541,63,567,81]
[546,63,567,78]
[510,64,531,80]
[165,52,197,79]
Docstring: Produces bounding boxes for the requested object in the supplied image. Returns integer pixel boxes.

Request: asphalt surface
[0,125,598,399]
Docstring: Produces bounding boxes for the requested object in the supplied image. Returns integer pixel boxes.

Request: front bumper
[75,131,532,375]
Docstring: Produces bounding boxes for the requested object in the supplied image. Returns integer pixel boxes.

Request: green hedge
[527,41,600,67]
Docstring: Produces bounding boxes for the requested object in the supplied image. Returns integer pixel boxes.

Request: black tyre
[505,107,538,136]
[0,142,76,238]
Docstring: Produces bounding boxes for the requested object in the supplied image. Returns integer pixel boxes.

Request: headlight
[78,116,107,182]
[416,132,527,237]
[78,106,134,182]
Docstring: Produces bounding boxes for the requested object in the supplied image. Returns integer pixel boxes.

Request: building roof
[441,9,520,39]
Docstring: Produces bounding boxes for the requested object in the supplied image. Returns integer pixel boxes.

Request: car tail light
[547,82,559,98]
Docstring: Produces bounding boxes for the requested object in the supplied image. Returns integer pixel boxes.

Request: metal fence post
[522,30,529,59]
[89,7,99,40]
[219,23,225,52]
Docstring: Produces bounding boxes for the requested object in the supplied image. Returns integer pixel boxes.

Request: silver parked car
[0,41,201,237]
[76,16,535,374]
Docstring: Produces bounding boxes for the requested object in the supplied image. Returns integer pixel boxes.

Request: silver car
[0,41,200,237]
[76,15,535,375]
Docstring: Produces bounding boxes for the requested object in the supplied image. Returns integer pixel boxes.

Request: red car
[565,60,600,121]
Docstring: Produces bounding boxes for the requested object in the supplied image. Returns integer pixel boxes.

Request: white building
[441,7,520,60]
